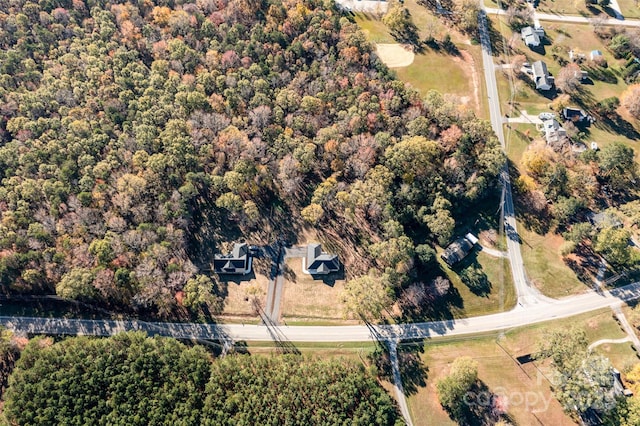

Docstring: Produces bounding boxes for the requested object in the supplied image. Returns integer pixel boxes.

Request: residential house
[213,242,252,274]
[521,26,545,48]
[562,107,593,123]
[441,235,476,266]
[532,60,554,90]
[541,118,566,144]
[588,211,623,229]
[590,49,603,61]
[304,243,340,275]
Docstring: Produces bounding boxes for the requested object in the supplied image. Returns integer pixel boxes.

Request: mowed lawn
[518,227,590,297]
[618,0,640,18]
[279,257,353,325]
[354,0,488,117]
[393,53,471,101]
[407,308,637,426]
[219,273,268,323]
[437,250,517,318]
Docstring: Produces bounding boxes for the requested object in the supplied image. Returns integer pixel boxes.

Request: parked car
[538,112,555,120]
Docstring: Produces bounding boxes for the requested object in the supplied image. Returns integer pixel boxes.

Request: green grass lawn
[518,226,592,297]
[353,12,394,44]
[437,250,517,318]
[616,0,640,18]
[407,308,637,426]
[354,0,488,117]
[393,51,470,101]
[535,0,604,16]
[505,123,537,166]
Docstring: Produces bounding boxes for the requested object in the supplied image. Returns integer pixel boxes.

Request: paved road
[3,281,640,343]
[588,336,631,351]
[388,341,414,426]
[504,111,543,125]
[264,245,310,324]
[477,9,553,308]
[485,7,640,27]
[612,305,640,353]
[479,245,507,258]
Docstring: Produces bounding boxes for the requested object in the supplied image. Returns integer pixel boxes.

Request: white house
[532,60,554,90]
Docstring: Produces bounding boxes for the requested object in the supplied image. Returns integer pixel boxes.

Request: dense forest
[1,332,401,425]
[0,0,504,316]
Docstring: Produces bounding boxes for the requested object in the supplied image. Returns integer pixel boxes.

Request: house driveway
[504,110,543,125]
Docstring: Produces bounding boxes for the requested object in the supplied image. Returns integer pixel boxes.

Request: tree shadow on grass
[594,115,640,141]
[368,339,428,396]
[446,380,515,426]
[397,280,464,324]
[450,251,492,297]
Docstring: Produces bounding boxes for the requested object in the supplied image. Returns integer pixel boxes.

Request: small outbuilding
[213,243,252,275]
[304,243,340,275]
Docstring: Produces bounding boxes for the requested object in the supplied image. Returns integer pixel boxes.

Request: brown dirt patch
[375,43,416,68]
[453,50,481,114]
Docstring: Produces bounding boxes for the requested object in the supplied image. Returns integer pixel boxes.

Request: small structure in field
[303,243,340,275]
[213,243,252,275]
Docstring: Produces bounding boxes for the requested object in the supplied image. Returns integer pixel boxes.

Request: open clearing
[219,273,268,322]
[375,44,415,67]
[279,257,353,325]
[407,308,638,426]
[354,0,488,117]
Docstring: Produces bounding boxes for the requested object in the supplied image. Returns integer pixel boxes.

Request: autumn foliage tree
[621,84,640,119]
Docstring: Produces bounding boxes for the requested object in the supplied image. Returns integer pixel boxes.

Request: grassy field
[535,0,607,16]
[437,250,517,318]
[354,0,489,118]
[279,257,352,324]
[407,308,638,426]
[505,123,537,166]
[518,226,591,297]
[219,272,268,320]
[618,0,640,18]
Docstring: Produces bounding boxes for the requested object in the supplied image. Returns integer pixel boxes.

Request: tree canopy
[0,0,504,317]
[2,332,401,425]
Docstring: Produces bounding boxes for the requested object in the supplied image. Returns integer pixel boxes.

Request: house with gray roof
[532,60,554,90]
[521,26,544,48]
[541,118,567,144]
[304,244,340,275]
[213,243,252,274]
[441,236,475,266]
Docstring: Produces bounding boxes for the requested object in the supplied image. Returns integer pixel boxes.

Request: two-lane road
[2,281,640,342]
[477,9,551,308]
